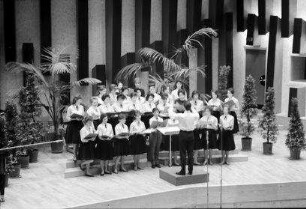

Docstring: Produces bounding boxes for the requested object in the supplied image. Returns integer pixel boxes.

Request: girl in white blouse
[99,94,115,113]
[171,81,187,101]
[129,93,143,112]
[114,94,129,112]
[207,90,222,121]
[129,111,147,171]
[218,105,236,165]
[109,84,118,105]
[86,97,101,128]
[79,116,96,177]
[190,91,204,114]
[135,88,146,105]
[122,87,132,107]
[96,85,107,105]
[113,114,130,173]
[143,94,156,113]
[157,93,172,114]
[96,114,114,176]
[225,88,240,133]
[65,96,85,161]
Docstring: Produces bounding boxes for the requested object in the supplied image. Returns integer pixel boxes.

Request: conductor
[169,101,200,175]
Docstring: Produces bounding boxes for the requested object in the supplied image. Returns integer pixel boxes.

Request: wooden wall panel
[225,12,233,88]
[135,0,151,60]
[92,65,106,96]
[106,0,122,83]
[246,14,256,45]
[288,88,297,117]
[150,41,164,78]
[162,0,178,55]
[258,0,266,34]
[3,0,16,63]
[236,0,245,32]
[77,0,89,81]
[176,29,189,68]
[121,52,136,86]
[202,19,213,94]
[281,0,297,38]
[22,43,34,86]
[266,16,279,90]
[40,0,51,65]
[209,0,224,30]
[187,0,202,34]
[292,18,303,54]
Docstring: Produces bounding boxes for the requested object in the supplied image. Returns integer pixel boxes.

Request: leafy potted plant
[0,112,9,186]
[3,102,22,176]
[6,47,101,153]
[285,98,306,160]
[240,75,257,151]
[218,65,231,101]
[258,87,278,154]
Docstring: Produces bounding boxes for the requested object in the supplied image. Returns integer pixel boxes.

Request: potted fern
[258,87,278,154]
[240,75,257,151]
[286,98,305,160]
[5,47,101,153]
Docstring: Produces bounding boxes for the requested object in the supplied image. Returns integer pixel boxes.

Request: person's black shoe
[151,164,156,169]
[188,171,193,175]
[156,164,161,168]
[176,170,186,175]
[85,173,94,177]
[225,161,230,165]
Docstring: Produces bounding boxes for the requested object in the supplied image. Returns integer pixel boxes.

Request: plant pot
[241,137,252,151]
[263,142,273,155]
[5,174,9,187]
[18,154,30,168]
[9,163,21,178]
[29,149,39,163]
[51,141,64,153]
[289,147,301,160]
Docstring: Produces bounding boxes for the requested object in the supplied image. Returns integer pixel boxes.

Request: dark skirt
[112,137,130,156]
[212,111,221,122]
[161,134,180,151]
[108,115,119,131]
[141,113,153,129]
[202,129,218,150]
[78,141,95,160]
[193,129,204,150]
[93,119,100,129]
[95,139,114,160]
[217,130,235,151]
[230,111,239,134]
[65,120,83,144]
[129,134,147,155]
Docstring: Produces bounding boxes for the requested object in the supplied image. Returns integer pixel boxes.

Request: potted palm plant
[6,47,101,153]
[115,28,217,91]
[258,87,278,154]
[240,75,257,151]
[285,98,305,160]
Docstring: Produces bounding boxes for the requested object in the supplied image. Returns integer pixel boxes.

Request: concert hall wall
[1,0,306,120]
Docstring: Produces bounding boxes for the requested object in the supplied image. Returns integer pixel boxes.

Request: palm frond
[5,62,49,87]
[183,27,217,52]
[115,63,145,82]
[138,48,181,72]
[169,65,206,81]
[72,78,102,86]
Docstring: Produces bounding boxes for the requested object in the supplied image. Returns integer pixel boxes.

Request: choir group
[65,78,240,177]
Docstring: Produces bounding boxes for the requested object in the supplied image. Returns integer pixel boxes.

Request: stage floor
[1,130,306,208]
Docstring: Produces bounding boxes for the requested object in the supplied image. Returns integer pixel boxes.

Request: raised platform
[159,167,209,186]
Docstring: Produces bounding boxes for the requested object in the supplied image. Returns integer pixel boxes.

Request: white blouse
[80,125,96,142]
[149,116,163,127]
[153,93,161,104]
[66,104,85,121]
[224,97,239,112]
[115,123,129,135]
[109,93,117,104]
[86,106,101,120]
[199,115,218,130]
[167,118,179,127]
[142,102,156,113]
[220,114,234,130]
[97,123,114,138]
[157,100,172,113]
[130,120,146,134]
[99,103,115,113]
[113,102,129,112]
[170,89,187,101]
[136,97,146,105]
[190,99,204,112]
[128,102,143,112]
[207,98,222,111]
[123,96,132,106]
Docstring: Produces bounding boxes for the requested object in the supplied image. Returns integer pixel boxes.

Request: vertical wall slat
[3,0,16,63]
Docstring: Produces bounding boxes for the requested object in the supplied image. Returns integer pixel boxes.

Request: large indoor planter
[28,148,39,163]
[241,137,252,151]
[290,147,301,160]
[263,142,273,155]
[47,132,64,153]
[18,154,29,168]
[9,163,21,178]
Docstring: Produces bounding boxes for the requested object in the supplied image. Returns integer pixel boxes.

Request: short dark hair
[178,89,185,96]
[118,113,126,120]
[100,113,107,121]
[184,101,192,111]
[152,107,159,113]
[227,88,234,95]
[191,90,199,99]
[146,93,154,101]
[131,92,138,98]
[161,93,168,100]
[72,95,82,104]
[117,94,126,100]
[102,94,110,101]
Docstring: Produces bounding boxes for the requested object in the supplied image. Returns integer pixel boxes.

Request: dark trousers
[149,131,163,165]
[0,174,5,195]
[179,131,194,173]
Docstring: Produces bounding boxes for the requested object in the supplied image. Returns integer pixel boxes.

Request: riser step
[66,149,239,168]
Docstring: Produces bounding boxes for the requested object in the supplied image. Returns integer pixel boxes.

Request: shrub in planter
[28,148,39,163]
[6,154,21,178]
[285,98,306,160]
[17,150,29,169]
[240,75,257,151]
[258,88,278,155]
[218,65,231,101]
